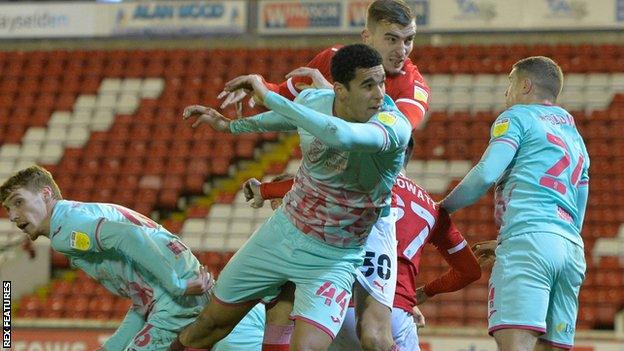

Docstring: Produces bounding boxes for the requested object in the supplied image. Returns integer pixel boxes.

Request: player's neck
[42,199,59,237]
[333,100,356,122]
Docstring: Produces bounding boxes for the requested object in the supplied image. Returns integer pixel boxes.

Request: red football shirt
[392,174,479,313]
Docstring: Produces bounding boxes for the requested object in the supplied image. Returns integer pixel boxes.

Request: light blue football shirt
[489,104,590,247]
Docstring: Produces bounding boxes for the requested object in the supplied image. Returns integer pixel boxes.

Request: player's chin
[383,62,403,75]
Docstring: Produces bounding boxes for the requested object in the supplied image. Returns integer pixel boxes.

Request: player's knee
[359,329,394,351]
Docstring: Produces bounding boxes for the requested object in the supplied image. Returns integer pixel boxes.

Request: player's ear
[334,81,347,100]
[41,186,52,201]
[521,77,533,95]
[361,28,371,44]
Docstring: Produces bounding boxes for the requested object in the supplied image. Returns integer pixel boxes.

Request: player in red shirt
[219,0,430,130]
[250,138,482,350]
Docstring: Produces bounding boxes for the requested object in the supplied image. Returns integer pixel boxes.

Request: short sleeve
[51,211,106,254]
[489,109,526,151]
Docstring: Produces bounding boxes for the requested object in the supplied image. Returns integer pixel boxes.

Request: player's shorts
[212,303,266,351]
[488,232,586,349]
[328,306,419,351]
[148,292,209,332]
[214,207,364,339]
[354,208,398,309]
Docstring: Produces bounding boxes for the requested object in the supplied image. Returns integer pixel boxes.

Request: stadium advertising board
[522,0,623,29]
[259,0,622,34]
[258,0,343,34]
[258,0,428,34]
[430,0,622,31]
[0,3,105,38]
[112,1,246,36]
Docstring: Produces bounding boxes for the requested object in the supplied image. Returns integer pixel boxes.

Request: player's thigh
[214,210,295,304]
[291,317,334,351]
[328,307,362,351]
[213,303,266,351]
[353,281,392,336]
[488,235,553,335]
[355,210,398,310]
[288,231,363,340]
[541,239,586,349]
[390,308,419,351]
[266,281,296,326]
[492,328,540,351]
[125,324,177,351]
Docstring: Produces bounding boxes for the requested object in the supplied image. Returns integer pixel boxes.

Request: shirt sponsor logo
[70,231,91,251]
[413,85,429,102]
[492,118,509,137]
[377,112,397,126]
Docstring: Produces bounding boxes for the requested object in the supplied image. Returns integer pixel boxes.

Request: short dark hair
[512,56,563,101]
[367,0,414,27]
[0,165,62,203]
[331,44,383,88]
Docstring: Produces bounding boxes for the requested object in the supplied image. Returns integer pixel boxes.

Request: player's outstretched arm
[263,91,399,152]
[97,221,210,297]
[102,308,145,350]
[440,141,515,213]
[183,103,297,134]
[183,105,232,131]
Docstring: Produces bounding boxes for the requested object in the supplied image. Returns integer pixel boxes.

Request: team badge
[492,118,509,138]
[70,231,91,251]
[413,85,429,102]
[377,112,396,126]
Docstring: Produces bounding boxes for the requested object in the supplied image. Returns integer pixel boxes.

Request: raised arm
[264,91,390,152]
[440,141,515,213]
[182,105,296,133]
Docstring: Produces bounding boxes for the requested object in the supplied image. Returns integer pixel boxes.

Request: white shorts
[354,208,399,309]
[328,306,419,351]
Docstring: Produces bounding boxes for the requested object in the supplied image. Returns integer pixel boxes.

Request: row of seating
[3,45,622,329]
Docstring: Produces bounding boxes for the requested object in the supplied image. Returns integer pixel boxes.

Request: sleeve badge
[413,85,429,102]
[377,112,397,126]
[70,231,91,251]
[492,118,510,138]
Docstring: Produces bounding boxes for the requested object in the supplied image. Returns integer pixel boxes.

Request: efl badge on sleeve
[492,118,510,138]
[377,112,396,126]
[413,85,429,102]
[70,231,91,251]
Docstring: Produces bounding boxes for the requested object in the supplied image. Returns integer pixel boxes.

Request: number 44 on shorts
[315,281,348,317]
